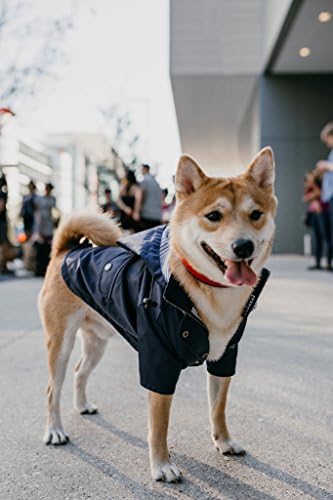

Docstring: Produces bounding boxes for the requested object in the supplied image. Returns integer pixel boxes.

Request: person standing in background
[20,180,37,240]
[0,174,9,273]
[33,183,57,276]
[133,164,162,230]
[0,173,21,273]
[303,172,326,270]
[100,188,118,217]
[0,174,8,242]
[117,170,141,232]
[316,122,333,270]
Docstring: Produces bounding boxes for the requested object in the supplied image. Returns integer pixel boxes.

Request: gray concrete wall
[170,0,263,76]
[169,0,294,175]
[262,0,294,65]
[171,74,258,175]
[260,75,333,253]
[170,0,265,175]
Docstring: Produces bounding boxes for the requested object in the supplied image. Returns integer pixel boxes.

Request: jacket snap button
[182,330,190,339]
[104,263,112,271]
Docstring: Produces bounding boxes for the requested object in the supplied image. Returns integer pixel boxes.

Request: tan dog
[39,147,277,483]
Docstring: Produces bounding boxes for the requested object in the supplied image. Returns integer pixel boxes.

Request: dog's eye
[205,211,222,222]
[250,210,263,221]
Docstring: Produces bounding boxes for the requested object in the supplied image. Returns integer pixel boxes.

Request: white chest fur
[190,285,252,361]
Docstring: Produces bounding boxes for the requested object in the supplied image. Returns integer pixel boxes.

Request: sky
[18,0,181,186]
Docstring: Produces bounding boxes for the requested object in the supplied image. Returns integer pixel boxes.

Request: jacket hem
[140,381,176,395]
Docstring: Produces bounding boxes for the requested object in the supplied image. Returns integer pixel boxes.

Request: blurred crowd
[303,122,333,271]
[0,177,59,277]
[0,163,174,277]
[101,164,174,232]
[3,129,333,279]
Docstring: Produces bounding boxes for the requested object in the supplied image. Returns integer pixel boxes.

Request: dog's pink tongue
[225,260,257,286]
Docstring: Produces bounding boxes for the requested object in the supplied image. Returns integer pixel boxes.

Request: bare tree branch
[101,105,141,167]
[0,0,85,108]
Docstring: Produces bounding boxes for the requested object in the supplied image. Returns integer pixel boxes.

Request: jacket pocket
[98,251,136,303]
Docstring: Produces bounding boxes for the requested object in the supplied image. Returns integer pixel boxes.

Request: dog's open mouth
[201,241,257,286]
[201,241,227,272]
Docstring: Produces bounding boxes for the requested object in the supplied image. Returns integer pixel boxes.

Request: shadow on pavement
[64,442,175,500]
[240,454,331,500]
[83,414,331,500]
[69,414,282,499]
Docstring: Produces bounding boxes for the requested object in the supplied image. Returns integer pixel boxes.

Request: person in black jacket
[0,174,10,273]
[20,180,37,240]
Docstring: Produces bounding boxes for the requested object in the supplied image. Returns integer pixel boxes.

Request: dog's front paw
[151,462,182,483]
[214,438,246,456]
[44,427,69,445]
[76,402,98,415]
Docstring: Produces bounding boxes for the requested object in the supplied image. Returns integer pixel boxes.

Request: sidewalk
[0,256,332,499]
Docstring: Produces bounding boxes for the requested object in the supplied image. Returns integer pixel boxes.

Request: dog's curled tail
[51,213,122,257]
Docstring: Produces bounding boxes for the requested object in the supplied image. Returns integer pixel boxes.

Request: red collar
[180,257,229,288]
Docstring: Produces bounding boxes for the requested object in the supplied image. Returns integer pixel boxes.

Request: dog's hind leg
[43,311,83,445]
[207,374,246,455]
[74,328,108,415]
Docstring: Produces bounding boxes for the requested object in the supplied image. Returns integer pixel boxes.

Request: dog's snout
[231,239,254,259]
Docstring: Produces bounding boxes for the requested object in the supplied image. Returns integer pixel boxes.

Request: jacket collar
[117,225,168,287]
[164,267,271,328]
[163,275,206,325]
[117,226,204,324]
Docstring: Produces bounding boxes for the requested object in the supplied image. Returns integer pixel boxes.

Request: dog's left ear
[246,147,275,190]
[175,155,207,197]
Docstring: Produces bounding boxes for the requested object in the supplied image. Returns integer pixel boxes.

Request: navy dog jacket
[62,225,270,394]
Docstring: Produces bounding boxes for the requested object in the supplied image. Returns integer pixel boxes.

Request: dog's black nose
[232,239,254,259]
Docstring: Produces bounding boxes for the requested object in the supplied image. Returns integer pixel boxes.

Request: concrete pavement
[0,256,332,499]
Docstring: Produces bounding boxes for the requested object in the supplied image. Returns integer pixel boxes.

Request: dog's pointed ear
[175,155,207,197]
[246,147,275,190]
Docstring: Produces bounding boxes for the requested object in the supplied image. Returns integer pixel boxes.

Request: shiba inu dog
[39,147,277,483]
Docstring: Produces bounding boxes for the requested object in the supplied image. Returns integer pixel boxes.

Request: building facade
[46,133,126,215]
[0,130,126,240]
[0,134,53,235]
[170,0,333,253]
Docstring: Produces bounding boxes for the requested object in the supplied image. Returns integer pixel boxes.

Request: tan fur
[52,212,122,257]
[40,213,121,444]
[210,376,231,442]
[169,149,276,361]
[40,147,276,483]
[148,392,181,481]
[40,256,77,373]
[39,255,82,431]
